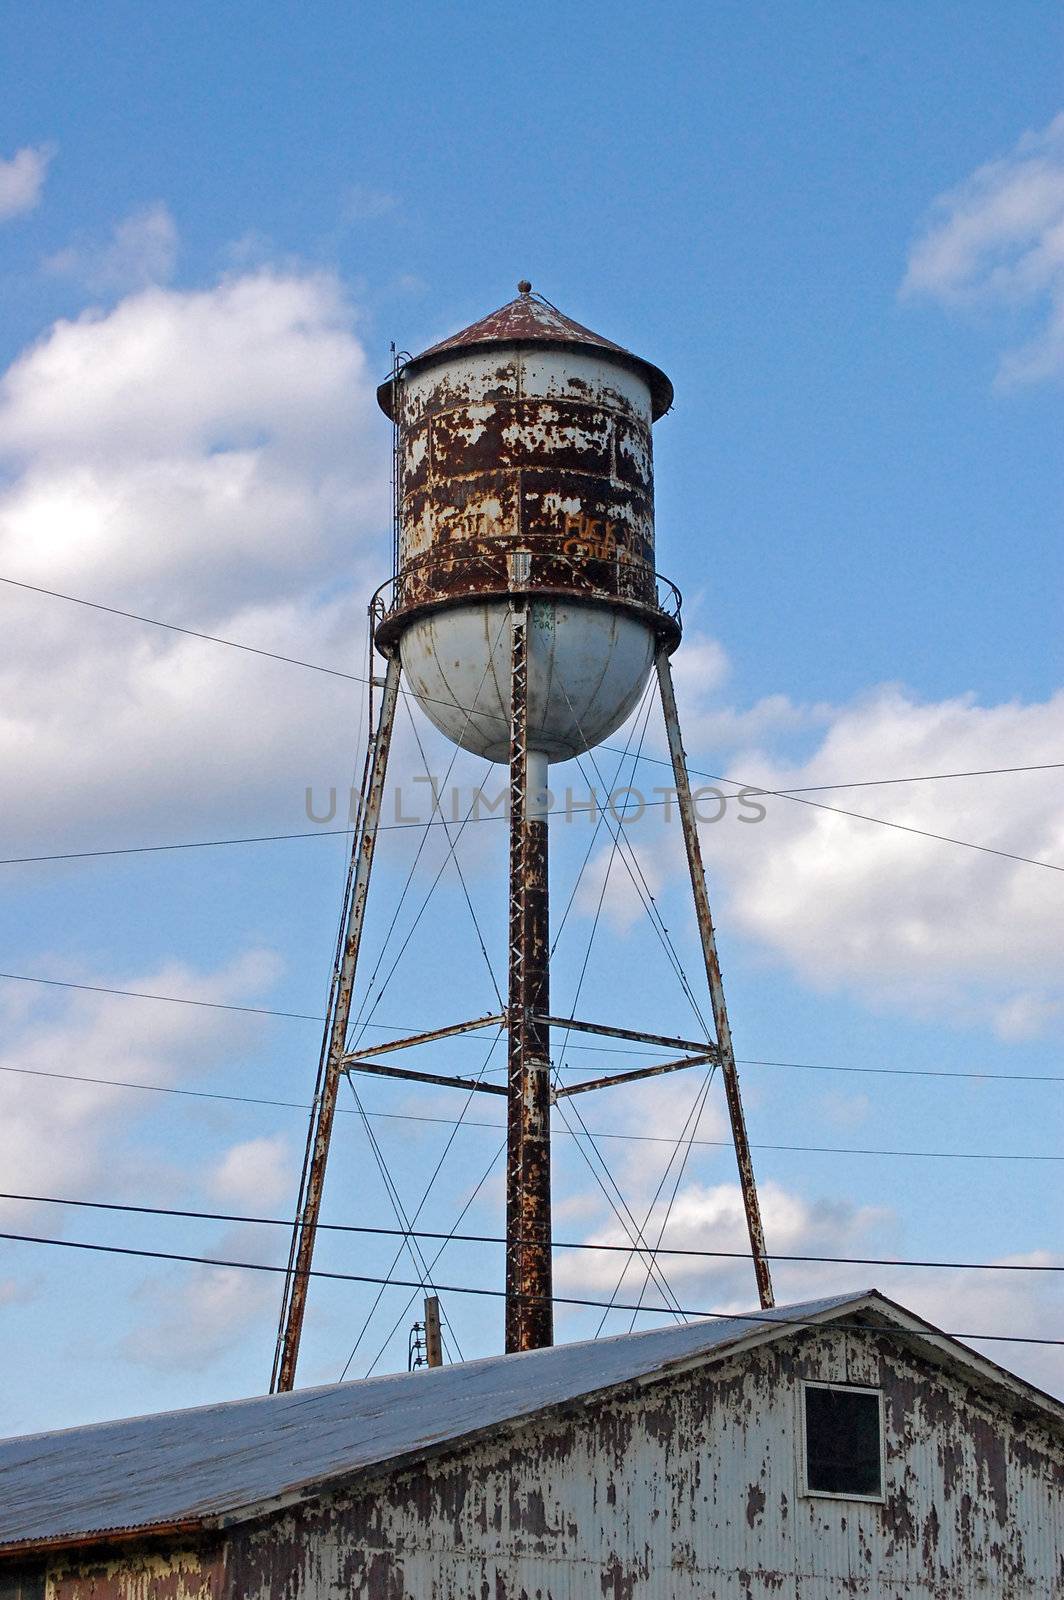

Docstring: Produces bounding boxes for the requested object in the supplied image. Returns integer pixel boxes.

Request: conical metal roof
[378,284,673,420]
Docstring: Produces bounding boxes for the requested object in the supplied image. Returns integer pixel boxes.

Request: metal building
[2,1291,1061,1598]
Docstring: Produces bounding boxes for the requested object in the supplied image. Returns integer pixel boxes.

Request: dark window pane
[805,1386,881,1496]
[0,1575,44,1600]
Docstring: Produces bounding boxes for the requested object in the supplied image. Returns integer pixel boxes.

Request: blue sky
[0,1,1061,1431]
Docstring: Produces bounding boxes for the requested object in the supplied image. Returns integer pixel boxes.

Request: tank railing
[372,547,682,630]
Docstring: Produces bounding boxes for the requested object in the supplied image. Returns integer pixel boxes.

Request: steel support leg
[271,651,402,1391]
[655,648,775,1309]
[505,606,554,1352]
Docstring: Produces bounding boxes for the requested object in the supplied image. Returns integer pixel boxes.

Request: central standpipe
[505,606,553,1352]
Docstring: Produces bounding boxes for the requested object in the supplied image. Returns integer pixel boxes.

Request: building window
[0,1571,45,1600]
[802,1381,884,1500]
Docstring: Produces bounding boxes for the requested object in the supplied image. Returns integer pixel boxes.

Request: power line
[3,573,1062,874]
[0,575,367,684]
[1,968,1061,1087]
[4,790,1056,883]
[0,1226,1059,1346]
[0,969,324,1022]
[1,1060,1059,1162]
[773,763,1064,795]
[2,1191,1062,1274]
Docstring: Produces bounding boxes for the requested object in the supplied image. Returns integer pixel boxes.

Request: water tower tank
[375,284,680,763]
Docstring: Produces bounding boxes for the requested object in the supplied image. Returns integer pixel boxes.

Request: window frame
[799,1379,886,1504]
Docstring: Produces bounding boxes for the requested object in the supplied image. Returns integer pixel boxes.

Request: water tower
[271,285,773,1390]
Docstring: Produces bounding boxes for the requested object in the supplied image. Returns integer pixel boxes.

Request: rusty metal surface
[555,1050,718,1099]
[533,1013,713,1055]
[0,1295,884,1552]
[272,653,402,1393]
[341,1013,505,1063]
[376,287,674,420]
[374,307,681,652]
[656,647,776,1312]
[47,1546,226,1600]
[344,1060,507,1096]
[229,1313,1064,1600]
[505,608,553,1353]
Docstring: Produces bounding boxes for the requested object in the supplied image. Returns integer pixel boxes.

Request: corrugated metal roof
[378,286,674,420]
[0,1291,1057,1554]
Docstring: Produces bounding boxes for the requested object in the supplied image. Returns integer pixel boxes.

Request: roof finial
[517,279,532,295]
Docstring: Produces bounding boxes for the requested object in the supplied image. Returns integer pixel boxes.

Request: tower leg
[271,650,403,1391]
[505,605,554,1352]
[655,648,775,1310]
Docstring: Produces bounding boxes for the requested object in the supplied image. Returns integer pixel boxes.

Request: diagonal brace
[344,1060,507,1096]
[533,1013,716,1058]
[554,1051,717,1099]
[342,1013,506,1064]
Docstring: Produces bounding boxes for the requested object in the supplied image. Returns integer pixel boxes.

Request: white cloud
[45,202,179,293]
[0,949,283,1235]
[902,111,1064,383]
[870,1255,1064,1400]
[342,184,399,222]
[123,1223,279,1371]
[0,144,54,222]
[211,1135,292,1209]
[0,267,389,854]
[556,1170,1063,1396]
[682,678,1064,1038]
[663,632,832,751]
[556,1178,889,1302]
[818,1090,871,1130]
[572,835,667,936]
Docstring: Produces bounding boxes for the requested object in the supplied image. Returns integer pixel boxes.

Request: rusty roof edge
[376,309,675,421]
[375,346,674,423]
[0,1518,210,1565]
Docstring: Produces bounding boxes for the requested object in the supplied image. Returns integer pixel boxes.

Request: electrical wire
[0,1227,1059,1346]
[2,572,1062,874]
[0,969,1061,1086]
[2,1191,1061,1274]
[4,766,1063,873]
[551,1094,688,1320]
[624,1072,716,1335]
[337,1027,504,1375]
[559,674,711,1036]
[405,700,502,1007]
[0,1059,1060,1157]
[359,1136,507,1380]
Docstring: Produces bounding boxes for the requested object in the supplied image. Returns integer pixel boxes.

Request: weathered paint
[46,1547,225,1600]
[505,606,552,1353]
[378,342,668,632]
[656,647,775,1313]
[3,1304,1061,1596]
[272,653,402,1393]
[396,598,660,762]
[374,290,680,671]
[227,1326,1064,1599]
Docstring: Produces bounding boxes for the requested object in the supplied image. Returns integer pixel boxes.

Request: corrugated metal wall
[223,1326,1063,1598]
[46,1547,225,1600]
